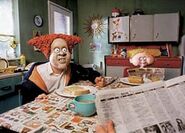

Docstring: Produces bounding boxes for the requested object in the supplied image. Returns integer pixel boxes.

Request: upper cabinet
[108,12,180,43]
[108,16,130,43]
[130,15,153,42]
[154,13,180,42]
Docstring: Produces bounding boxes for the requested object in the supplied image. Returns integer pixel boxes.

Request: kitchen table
[0,79,131,133]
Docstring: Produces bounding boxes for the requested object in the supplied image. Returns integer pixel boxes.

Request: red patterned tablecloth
[0,92,97,133]
[0,79,131,133]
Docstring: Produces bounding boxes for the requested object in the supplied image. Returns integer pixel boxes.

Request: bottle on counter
[99,61,104,75]
[20,54,26,69]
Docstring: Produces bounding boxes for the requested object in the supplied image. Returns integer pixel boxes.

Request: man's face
[49,38,71,70]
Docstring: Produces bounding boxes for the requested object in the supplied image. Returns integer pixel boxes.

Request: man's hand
[35,93,48,102]
[95,120,116,133]
[95,76,106,88]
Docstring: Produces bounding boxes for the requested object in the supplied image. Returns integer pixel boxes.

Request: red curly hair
[28,34,81,58]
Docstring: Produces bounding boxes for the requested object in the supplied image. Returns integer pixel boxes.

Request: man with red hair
[21,34,105,104]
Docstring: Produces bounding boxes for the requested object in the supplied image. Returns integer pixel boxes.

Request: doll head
[128,48,161,68]
[129,52,154,68]
[112,8,121,17]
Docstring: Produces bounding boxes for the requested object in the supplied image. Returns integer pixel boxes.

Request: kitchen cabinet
[154,13,180,42]
[108,12,179,43]
[108,16,130,43]
[106,12,181,80]
[105,55,183,80]
[130,15,153,42]
[0,73,23,113]
[106,66,124,77]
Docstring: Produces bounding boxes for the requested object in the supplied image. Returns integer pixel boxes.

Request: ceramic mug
[67,94,96,117]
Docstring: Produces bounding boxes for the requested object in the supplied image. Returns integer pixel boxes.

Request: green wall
[18,0,185,66]
[18,0,48,63]
[18,0,77,63]
[77,0,185,67]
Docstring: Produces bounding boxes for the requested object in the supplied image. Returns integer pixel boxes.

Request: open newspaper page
[95,75,185,133]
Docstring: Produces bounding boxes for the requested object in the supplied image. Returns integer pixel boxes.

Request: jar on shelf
[20,54,26,68]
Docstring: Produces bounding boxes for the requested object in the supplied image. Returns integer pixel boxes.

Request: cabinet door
[130,15,153,42]
[108,16,130,43]
[106,66,124,77]
[154,13,179,42]
[0,94,20,113]
[0,75,22,113]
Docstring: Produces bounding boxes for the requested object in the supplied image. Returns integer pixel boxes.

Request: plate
[120,77,152,86]
[55,85,97,97]
[0,58,8,73]
[0,58,8,68]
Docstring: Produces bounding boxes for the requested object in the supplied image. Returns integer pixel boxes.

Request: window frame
[0,0,20,60]
[48,1,73,34]
[48,1,73,59]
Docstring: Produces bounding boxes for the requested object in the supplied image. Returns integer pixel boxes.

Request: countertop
[0,71,26,99]
[0,71,26,80]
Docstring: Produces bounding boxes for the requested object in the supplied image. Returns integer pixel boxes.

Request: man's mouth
[58,58,66,63]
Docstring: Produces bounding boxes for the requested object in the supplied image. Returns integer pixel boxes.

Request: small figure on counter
[120,48,127,58]
[127,48,161,68]
[111,46,117,57]
[111,8,121,17]
[21,34,106,104]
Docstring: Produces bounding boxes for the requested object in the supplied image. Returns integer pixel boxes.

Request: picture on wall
[108,16,129,43]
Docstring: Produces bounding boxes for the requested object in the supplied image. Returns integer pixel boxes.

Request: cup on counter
[67,94,96,117]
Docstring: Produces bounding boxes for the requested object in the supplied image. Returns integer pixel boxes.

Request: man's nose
[58,51,67,56]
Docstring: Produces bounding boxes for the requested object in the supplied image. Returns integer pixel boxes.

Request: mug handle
[67,101,76,111]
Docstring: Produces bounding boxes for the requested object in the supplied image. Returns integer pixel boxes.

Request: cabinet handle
[0,86,11,91]
[132,33,136,39]
[124,33,128,39]
[155,33,159,38]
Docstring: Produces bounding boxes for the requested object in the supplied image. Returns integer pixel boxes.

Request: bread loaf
[128,76,144,84]
[148,76,161,82]
[63,86,90,96]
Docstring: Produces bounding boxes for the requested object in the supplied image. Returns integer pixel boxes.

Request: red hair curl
[28,34,81,58]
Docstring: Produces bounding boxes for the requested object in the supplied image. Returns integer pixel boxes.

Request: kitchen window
[0,0,20,59]
[48,1,73,34]
[48,1,73,59]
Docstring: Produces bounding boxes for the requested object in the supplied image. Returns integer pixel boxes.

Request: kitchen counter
[0,72,26,113]
[0,71,26,97]
[0,72,25,80]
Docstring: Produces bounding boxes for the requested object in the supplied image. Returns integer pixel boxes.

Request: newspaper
[95,75,185,133]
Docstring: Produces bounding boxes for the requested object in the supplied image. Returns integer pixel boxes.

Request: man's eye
[54,48,60,53]
[62,48,67,53]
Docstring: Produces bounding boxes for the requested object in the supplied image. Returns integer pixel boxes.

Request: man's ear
[69,49,72,54]
[47,50,51,59]
[68,46,72,54]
